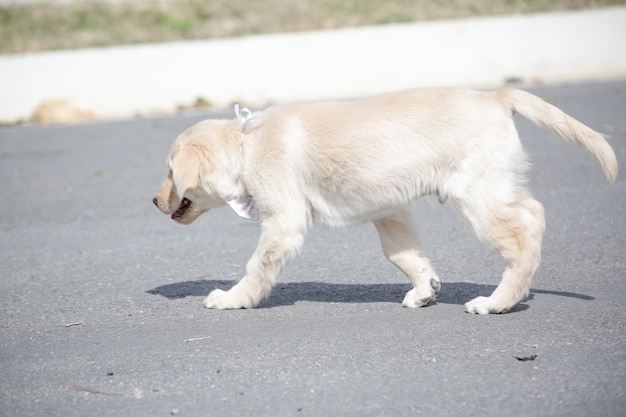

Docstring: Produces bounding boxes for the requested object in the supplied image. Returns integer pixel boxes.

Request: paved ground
[1,80,625,417]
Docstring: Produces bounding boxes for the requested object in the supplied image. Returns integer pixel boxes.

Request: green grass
[0,0,623,54]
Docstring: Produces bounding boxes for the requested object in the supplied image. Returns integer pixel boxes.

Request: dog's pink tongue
[227,196,259,221]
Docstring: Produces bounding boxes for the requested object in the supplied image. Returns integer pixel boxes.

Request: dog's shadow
[146,279,594,311]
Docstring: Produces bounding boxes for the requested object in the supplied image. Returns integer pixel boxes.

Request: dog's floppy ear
[170,144,202,198]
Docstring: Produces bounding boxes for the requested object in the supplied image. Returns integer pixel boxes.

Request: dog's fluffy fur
[154,88,617,314]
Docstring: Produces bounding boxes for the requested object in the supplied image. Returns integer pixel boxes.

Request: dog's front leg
[203,217,305,309]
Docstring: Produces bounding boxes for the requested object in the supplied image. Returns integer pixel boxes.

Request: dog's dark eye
[168,169,173,178]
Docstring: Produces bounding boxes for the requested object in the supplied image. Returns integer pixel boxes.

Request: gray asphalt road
[1,80,625,417]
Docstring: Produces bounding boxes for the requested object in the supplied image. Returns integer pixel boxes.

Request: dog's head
[153,120,237,225]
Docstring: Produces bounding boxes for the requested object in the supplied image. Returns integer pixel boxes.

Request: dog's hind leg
[374,210,441,308]
[457,190,546,314]
[203,216,306,309]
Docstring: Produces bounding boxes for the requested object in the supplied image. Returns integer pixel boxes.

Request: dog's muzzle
[153,195,193,222]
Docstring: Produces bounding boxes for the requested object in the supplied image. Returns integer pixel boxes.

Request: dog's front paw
[464,296,509,315]
[402,278,440,308]
[202,287,255,310]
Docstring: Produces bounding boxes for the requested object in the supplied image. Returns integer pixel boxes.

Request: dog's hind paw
[202,287,255,310]
[464,296,510,315]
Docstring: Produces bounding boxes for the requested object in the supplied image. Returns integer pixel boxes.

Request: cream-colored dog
[153,88,617,314]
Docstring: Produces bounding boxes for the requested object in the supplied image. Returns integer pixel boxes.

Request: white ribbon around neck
[226,104,260,221]
[234,103,255,132]
[227,196,260,221]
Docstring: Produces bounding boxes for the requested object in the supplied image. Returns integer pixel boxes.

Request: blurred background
[0,0,624,123]
[1,0,621,54]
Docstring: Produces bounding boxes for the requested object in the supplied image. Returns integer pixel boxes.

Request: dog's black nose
[152,197,158,207]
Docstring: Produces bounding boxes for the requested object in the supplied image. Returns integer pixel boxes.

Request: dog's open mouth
[171,198,191,221]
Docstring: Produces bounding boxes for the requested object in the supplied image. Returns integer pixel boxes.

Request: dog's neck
[218,118,261,220]
[220,120,249,194]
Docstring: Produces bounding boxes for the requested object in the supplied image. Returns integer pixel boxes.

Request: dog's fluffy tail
[500,88,618,182]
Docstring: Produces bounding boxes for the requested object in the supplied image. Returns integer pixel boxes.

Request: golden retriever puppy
[153,88,617,314]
